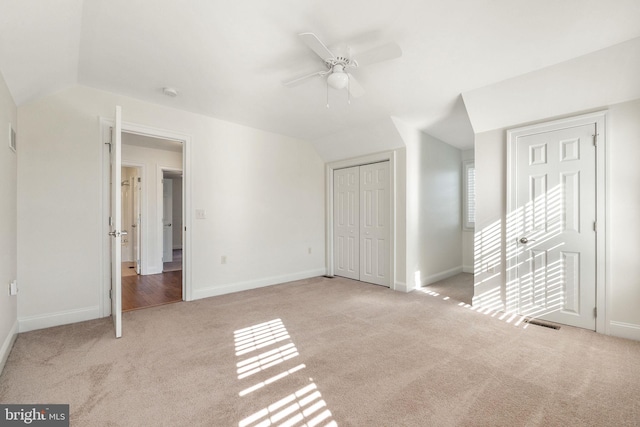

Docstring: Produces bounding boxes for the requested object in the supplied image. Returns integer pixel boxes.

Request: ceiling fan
[283,33,402,99]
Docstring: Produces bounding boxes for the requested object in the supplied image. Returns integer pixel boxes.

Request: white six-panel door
[511,124,597,330]
[333,162,390,287]
[334,166,359,280]
[359,162,390,286]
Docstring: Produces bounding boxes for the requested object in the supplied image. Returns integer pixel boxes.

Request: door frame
[325,150,397,290]
[506,111,607,333]
[121,162,145,274]
[101,118,193,317]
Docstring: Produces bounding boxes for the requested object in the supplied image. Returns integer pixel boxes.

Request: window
[463,160,475,230]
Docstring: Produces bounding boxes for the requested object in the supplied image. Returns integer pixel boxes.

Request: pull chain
[326,79,330,109]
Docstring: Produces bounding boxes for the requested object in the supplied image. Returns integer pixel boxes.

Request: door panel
[163,178,173,263]
[512,124,596,329]
[333,167,359,280]
[359,162,390,286]
[110,106,123,338]
[133,175,141,275]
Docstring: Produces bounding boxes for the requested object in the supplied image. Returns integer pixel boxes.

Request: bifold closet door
[333,162,390,286]
[334,166,360,280]
[359,162,390,286]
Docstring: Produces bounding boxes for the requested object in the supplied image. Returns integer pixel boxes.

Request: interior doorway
[120,132,184,311]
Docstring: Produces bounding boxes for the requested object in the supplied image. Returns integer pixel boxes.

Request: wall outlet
[196,209,206,219]
[9,280,17,296]
[221,256,227,264]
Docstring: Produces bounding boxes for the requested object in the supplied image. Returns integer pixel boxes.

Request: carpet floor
[1,275,639,426]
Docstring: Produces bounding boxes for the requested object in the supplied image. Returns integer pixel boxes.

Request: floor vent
[525,319,561,330]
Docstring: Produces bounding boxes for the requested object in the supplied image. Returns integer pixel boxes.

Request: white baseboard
[422,266,464,287]
[609,321,640,342]
[0,320,18,375]
[462,265,474,274]
[192,268,327,300]
[18,306,101,333]
[394,282,409,293]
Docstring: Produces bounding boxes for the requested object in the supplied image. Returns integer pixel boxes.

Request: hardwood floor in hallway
[122,270,182,312]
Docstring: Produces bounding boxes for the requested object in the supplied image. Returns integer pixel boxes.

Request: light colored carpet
[423,272,474,304]
[1,276,640,426]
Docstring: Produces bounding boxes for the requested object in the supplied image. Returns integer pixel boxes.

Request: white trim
[0,320,18,374]
[422,266,464,287]
[325,150,397,289]
[506,111,607,333]
[462,265,474,274]
[192,268,326,300]
[18,306,101,333]
[394,282,409,293]
[609,321,640,341]
[100,115,194,318]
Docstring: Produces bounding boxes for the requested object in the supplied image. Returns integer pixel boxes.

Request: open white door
[110,106,123,338]
[133,175,141,275]
[162,178,173,263]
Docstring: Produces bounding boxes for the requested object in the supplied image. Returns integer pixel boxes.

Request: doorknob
[519,237,535,244]
[108,230,128,237]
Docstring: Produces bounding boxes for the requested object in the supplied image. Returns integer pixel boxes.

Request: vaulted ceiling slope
[1,0,639,150]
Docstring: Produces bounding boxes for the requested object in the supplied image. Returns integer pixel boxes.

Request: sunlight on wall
[235,319,337,427]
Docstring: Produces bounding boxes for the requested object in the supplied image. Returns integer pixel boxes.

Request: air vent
[525,319,561,330]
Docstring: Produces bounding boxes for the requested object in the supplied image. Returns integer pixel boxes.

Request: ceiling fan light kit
[284,32,402,104]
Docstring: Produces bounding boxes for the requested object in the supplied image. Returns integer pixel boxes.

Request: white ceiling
[1,0,639,150]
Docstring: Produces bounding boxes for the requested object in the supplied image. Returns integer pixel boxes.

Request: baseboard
[422,266,464,287]
[393,281,409,292]
[462,265,474,274]
[18,306,101,333]
[609,321,640,342]
[0,320,18,375]
[192,268,327,300]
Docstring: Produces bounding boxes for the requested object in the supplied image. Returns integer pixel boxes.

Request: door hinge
[594,307,597,318]
[109,289,112,299]
[109,216,113,227]
[593,133,598,146]
[593,221,597,232]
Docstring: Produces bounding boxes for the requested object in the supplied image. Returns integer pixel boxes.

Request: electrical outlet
[9,280,17,296]
[196,209,206,219]
[221,256,227,264]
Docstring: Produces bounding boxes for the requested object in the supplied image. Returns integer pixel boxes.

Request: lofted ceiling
[1,0,639,150]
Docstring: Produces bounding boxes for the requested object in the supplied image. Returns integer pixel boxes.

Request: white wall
[17,85,325,332]
[122,142,182,274]
[406,129,462,289]
[474,98,640,341]
[608,99,640,340]
[0,71,18,373]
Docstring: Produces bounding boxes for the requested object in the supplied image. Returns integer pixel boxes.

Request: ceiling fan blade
[283,70,329,87]
[352,42,402,67]
[299,33,335,62]
[347,74,365,98]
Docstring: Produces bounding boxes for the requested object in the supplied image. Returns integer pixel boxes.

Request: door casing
[506,111,607,333]
[101,118,193,318]
[326,151,398,290]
